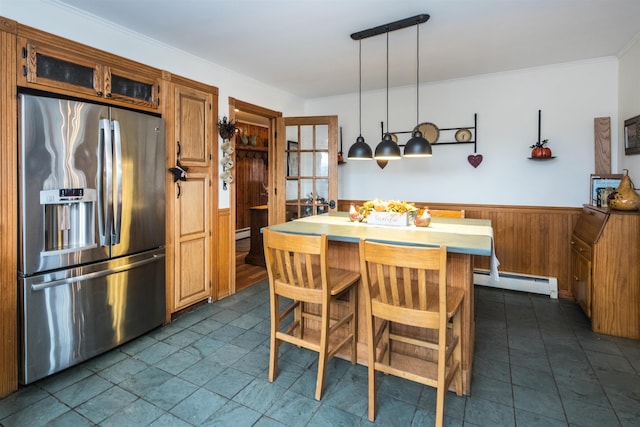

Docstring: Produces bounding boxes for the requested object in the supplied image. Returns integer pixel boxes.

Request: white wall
[306,58,619,207]
[0,0,306,209]
[619,38,640,185]
[1,1,623,208]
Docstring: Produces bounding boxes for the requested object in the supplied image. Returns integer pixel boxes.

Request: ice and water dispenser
[40,188,97,254]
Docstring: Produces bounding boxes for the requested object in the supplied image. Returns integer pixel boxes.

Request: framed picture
[590,174,623,206]
[287,140,299,176]
[624,115,640,155]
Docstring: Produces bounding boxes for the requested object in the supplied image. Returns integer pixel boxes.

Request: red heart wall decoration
[467,154,483,168]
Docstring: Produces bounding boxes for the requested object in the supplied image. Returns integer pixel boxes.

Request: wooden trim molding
[227,98,282,298]
[0,24,18,398]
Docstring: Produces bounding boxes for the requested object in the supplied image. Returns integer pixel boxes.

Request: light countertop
[265,212,493,257]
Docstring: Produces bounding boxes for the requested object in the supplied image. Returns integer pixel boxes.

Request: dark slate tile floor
[1,281,639,426]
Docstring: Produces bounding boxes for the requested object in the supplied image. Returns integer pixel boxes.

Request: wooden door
[174,173,211,308]
[172,84,213,310]
[571,247,591,317]
[273,116,338,224]
[175,85,211,167]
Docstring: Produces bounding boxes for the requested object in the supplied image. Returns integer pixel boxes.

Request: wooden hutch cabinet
[570,205,640,339]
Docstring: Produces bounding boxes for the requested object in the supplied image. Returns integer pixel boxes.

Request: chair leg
[350,286,358,364]
[453,310,463,396]
[367,314,377,422]
[315,301,331,400]
[436,322,447,427]
[269,295,280,383]
[435,384,445,427]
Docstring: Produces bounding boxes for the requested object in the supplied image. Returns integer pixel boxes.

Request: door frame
[228,98,281,294]
[226,101,340,294]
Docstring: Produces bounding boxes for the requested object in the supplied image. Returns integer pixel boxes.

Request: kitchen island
[266,212,494,395]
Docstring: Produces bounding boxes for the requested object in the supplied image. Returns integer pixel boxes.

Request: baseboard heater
[236,227,250,240]
[474,269,558,299]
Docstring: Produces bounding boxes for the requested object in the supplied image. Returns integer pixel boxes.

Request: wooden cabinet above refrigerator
[16,26,161,111]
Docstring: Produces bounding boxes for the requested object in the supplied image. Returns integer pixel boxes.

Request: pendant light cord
[416,22,420,126]
[359,39,362,137]
[385,29,389,134]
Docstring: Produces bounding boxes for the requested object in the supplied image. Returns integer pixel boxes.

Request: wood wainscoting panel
[217,208,232,299]
[339,200,581,299]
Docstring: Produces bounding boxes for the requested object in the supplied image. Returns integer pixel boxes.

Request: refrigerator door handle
[98,118,113,246]
[112,120,123,245]
[30,253,165,291]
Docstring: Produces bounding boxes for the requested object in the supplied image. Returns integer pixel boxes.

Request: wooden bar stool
[263,228,359,400]
[358,239,464,426]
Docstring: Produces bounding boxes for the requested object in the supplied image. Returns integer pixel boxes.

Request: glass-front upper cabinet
[18,38,159,110]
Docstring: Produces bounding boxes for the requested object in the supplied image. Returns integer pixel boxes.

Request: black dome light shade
[374,133,401,160]
[348,135,373,159]
[404,129,432,157]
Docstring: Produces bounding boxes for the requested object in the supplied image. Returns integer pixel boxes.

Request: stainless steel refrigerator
[18,93,166,384]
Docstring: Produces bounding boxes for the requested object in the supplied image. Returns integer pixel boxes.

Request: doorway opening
[229,98,281,292]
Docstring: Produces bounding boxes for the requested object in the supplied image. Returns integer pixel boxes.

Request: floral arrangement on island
[349,199,418,222]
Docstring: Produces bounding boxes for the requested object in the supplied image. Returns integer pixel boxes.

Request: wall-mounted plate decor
[455,128,472,142]
[415,122,439,144]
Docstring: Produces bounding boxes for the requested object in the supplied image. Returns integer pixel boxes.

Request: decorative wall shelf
[528,156,556,161]
[528,110,556,160]
[389,113,478,153]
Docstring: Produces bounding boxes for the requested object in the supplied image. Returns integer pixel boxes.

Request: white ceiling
[55,0,640,99]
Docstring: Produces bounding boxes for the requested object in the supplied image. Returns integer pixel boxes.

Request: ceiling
[55,0,640,99]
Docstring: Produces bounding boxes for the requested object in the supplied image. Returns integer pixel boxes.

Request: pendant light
[404,20,432,157]
[374,30,401,160]
[347,39,373,160]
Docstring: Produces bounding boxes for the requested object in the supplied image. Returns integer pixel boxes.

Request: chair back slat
[375,263,388,304]
[388,266,400,306]
[402,267,413,308]
[417,269,427,311]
